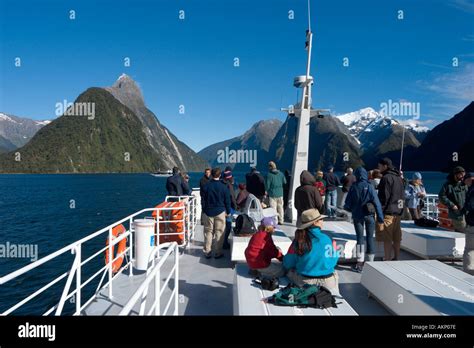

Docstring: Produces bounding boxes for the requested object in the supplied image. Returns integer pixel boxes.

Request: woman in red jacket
[244,217,285,278]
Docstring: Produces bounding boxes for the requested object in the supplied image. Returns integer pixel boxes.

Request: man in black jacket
[202,167,231,259]
[376,158,405,261]
[245,167,266,201]
[166,167,184,196]
[323,166,341,218]
[199,168,211,194]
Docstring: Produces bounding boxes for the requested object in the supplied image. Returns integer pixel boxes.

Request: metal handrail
[119,242,179,316]
[0,197,195,316]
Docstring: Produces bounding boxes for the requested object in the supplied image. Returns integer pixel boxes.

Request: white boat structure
[150,169,172,177]
[0,1,472,317]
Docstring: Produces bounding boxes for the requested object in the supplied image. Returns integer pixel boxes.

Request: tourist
[166,166,184,196]
[340,167,356,208]
[323,165,341,218]
[181,172,192,195]
[236,183,249,210]
[244,217,285,278]
[376,158,405,261]
[283,209,339,295]
[283,169,291,212]
[462,172,474,275]
[314,170,327,207]
[295,170,323,222]
[265,161,287,224]
[439,166,468,232]
[201,167,231,259]
[344,167,384,272]
[405,172,426,221]
[199,168,211,195]
[245,167,266,202]
[222,167,237,249]
[370,169,383,191]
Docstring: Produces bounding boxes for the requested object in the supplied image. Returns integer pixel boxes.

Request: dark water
[0,171,446,315]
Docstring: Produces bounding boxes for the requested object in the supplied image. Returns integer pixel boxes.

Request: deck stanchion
[108,227,113,299]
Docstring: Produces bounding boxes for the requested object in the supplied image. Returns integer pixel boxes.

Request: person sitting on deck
[283,209,340,295]
[244,217,285,278]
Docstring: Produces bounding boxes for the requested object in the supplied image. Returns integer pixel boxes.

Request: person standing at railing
[439,166,468,232]
[201,167,231,259]
[166,167,184,196]
[199,168,212,225]
[405,172,426,221]
[181,172,192,195]
[462,172,474,275]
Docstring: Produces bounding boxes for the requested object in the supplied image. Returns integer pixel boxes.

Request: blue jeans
[353,215,375,262]
[325,190,337,217]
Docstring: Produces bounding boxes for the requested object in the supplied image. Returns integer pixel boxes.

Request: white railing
[422,193,439,219]
[0,196,196,316]
[163,195,197,245]
[119,242,179,316]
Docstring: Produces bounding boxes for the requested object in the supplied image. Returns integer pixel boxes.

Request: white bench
[323,221,384,261]
[230,230,292,263]
[233,263,358,315]
[400,221,465,259]
[360,260,474,315]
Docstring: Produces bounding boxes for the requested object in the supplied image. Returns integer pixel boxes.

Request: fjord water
[0,172,447,315]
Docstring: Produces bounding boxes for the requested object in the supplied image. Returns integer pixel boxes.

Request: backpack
[269,284,338,309]
[234,214,257,236]
[414,216,439,228]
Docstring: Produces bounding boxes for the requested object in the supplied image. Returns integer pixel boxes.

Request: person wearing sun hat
[244,217,285,278]
[283,209,340,294]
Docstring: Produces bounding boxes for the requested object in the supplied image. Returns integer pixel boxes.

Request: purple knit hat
[261,217,276,228]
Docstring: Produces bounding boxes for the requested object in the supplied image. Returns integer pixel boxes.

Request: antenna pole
[399,126,406,172]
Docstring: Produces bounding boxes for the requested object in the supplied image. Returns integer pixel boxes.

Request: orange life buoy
[105,224,127,273]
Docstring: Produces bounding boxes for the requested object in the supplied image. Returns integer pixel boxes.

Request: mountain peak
[107,73,145,105]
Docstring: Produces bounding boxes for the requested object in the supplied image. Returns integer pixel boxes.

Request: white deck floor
[83,220,464,316]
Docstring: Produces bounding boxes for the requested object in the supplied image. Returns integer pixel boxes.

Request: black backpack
[234,214,257,236]
[414,216,439,228]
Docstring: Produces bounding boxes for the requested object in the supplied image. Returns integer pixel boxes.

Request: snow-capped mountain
[0,112,50,149]
[336,107,429,142]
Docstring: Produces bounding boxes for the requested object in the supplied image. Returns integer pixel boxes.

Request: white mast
[282,0,329,222]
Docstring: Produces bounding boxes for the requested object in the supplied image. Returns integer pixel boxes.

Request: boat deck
[82,220,465,316]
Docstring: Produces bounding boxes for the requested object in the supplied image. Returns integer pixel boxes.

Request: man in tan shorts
[376,158,405,260]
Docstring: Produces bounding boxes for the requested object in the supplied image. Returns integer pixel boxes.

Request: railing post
[108,227,113,299]
[129,218,134,277]
[155,268,161,315]
[174,243,179,315]
[75,245,81,315]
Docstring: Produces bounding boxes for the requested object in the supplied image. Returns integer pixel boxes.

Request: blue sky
[1,0,473,151]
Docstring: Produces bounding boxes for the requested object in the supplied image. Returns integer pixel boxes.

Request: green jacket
[439,177,468,220]
[265,169,286,198]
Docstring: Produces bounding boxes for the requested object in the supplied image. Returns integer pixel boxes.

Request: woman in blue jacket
[283,209,340,295]
[344,167,384,272]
